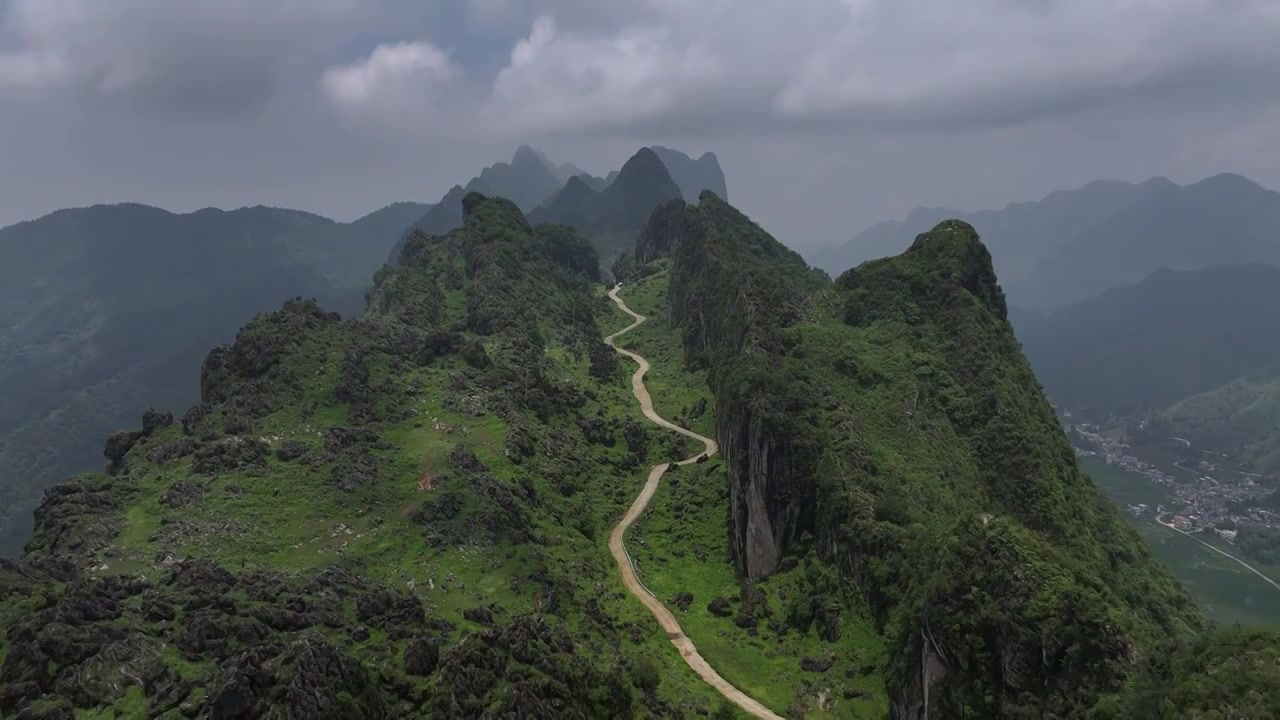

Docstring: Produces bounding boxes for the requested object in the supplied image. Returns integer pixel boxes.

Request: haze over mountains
[396,145,726,263]
[1013,263,1280,474]
[5,175,1268,718]
[815,173,1280,309]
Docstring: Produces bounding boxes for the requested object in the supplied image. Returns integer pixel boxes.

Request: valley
[1077,451,1280,626]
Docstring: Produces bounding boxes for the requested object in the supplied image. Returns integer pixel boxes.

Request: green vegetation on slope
[1161,374,1280,476]
[651,202,1209,715]
[616,266,888,717]
[1093,626,1280,719]
[0,194,741,718]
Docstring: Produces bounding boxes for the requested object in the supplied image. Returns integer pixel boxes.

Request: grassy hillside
[0,194,751,717]
[1161,375,1280,475]
[613,265,888,717]
[5,189,1277,717]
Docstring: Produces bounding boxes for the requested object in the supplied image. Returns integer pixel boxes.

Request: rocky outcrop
[717,393,815,580]
[103,408,173,474]
[633,198,689,265]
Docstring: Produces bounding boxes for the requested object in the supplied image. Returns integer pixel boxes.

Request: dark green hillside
[0,201,426,556]
[0,193,747,718]
[1093,626,1280,718]
[646,206,1207,715]
[1014,263,1280,418]
[1160,375,1280,475]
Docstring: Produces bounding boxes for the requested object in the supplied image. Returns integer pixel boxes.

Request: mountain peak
[511,144,546,169]
[461,191,489,218]
[649,146,729,202]
[615,147,667,180]
[1188,172,1268,195]
[905,220,1007,319]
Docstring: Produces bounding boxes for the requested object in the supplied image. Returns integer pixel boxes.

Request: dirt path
[605,286,784,720]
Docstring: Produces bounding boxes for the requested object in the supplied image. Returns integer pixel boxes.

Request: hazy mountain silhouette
[815,174,1280,308]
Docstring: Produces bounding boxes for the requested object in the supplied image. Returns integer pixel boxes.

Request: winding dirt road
[605,286,783,720]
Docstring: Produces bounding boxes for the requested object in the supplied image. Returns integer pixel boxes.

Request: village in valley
[1071,421,1280,542]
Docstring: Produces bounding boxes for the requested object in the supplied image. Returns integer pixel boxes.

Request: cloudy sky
[1,0,1278,250]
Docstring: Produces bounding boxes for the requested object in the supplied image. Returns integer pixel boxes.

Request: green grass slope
[1161,375,1280,476]
[616,265,889,717]
[0,194,749,718]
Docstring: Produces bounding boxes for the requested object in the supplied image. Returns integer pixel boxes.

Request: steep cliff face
[661,193,825,579]
[659,207,1207,716]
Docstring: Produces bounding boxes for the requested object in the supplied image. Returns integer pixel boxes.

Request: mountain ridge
[814,173,1280,308]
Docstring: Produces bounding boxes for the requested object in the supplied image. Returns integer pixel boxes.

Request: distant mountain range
[815,173,1280,309]
[0,200,427,554]
[1011,262,1280,474]
[394,145,727,265]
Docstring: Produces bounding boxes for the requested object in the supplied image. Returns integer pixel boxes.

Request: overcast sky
[1,0,1278,250]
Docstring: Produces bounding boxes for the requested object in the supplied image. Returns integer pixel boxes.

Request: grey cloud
[1,0,1278,256]
[0,0,367,115]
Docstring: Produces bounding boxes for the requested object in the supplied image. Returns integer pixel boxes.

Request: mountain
[650,147,728,203]
[627,205,1207,715]
[1161,376,1280,475]
[529,147,685,262]
[1012,263,1280,419]
[1031,173,1280,306]
[411,185,470,237]
[390,146,567,262]
[3,186,1275,717]
[0,193,727,718]
[401,146,726,266]
[814,174,1280,308]
[469,144,565,212]
[347,202,434,250]
[0,201,425,555]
